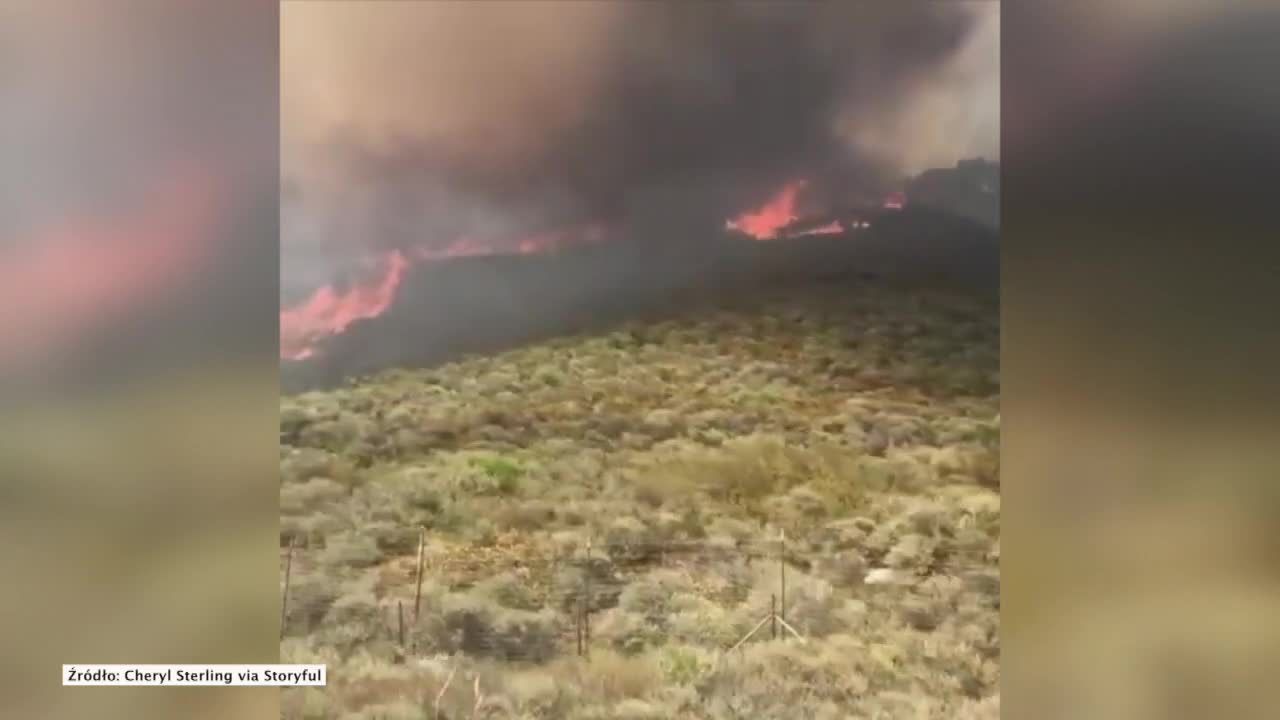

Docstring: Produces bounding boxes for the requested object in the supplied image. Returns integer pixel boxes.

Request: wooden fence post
[576,595,584,657]
[584,538,593,657]
[779,530,786,632]
[414,525,427,623]
[398,600,406,648]
[280,537,295,640]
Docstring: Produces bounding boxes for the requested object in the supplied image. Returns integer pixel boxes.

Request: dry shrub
[280,512,345,550]
[631,435,864,517]
[619,570,692,616]
[436,593,561,662]
[317,589,386,654]
[969,446,1000,489]
[320,532,384,570]
[278,287,1001,718]
[363,520,419,556]
[705,515,758,543]
[281,447,355,486]
[297,414,361,453]
[280,477,347,515]
[505,670,577,717]
[576,650,663,702]
[341,700,425,720]
[279,686,331,720]
[885,532,936,571]
[493,500,556,532]
[818,551,867,588]
[595,608,659,656]
[603,515,663,565]
[900,599,944,632]
[324,652,454,718]
[776,574,846,639]
[703,640,865,717]
[285,573,340,635]
[475,571,541,611]
[667,596,741,647]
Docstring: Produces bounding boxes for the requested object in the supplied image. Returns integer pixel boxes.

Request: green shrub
[460,455,524,495]
[659,645,713,686]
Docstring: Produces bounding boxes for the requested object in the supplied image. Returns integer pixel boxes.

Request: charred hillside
[280,208,997,394]
[906,159,1000,229]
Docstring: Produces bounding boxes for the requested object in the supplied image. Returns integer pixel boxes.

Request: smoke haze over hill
[282,2,999,303]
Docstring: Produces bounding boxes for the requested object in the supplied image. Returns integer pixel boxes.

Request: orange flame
[725,180,808,240]
[794,220,844,237]
[280,223,608,360]
[0,162,220,372]
[280,250,408,361]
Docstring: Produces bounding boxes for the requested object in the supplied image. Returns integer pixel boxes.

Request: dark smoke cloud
[283,1,998,298]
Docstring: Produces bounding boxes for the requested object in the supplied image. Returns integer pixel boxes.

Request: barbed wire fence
[280,522,997,668]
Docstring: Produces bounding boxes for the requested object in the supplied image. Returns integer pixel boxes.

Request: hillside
[907,159,1000,230]
[279,271,1000,718]
[280,207,998,394]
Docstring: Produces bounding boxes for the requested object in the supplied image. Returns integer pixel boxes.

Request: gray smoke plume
[282,2,999,299]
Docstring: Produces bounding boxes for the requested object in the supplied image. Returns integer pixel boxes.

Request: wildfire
[725,180,808,240]
[0,162,220,372]
[793,220,844,237]
[281,223,608,360]
[280,249,408,361]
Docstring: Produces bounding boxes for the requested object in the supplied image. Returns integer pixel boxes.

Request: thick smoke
[282,1,999,299]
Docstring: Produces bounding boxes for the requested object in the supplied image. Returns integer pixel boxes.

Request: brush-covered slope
[279,276,1000,719]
